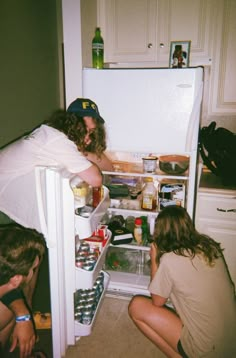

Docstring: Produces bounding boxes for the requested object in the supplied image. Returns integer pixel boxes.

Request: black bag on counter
[199,121,236,185]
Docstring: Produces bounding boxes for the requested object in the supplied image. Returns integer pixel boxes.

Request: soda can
[74,310,83,322]
[75,302,85,312]
[75,256,86,268]
[84,301,95,312]
[87,289,97,300]
[82,263,94,271]
[82,308,93,325]
[79,242,90,252]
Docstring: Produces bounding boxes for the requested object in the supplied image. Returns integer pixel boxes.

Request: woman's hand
[150,242,158,263]
[150,243,158,280]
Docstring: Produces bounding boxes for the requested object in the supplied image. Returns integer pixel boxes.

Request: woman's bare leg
[128,295,183,358]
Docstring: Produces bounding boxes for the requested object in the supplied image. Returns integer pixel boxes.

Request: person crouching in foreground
[128,205,236,358]
[0,225,46,357]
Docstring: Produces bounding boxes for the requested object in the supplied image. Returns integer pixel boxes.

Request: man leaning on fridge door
[0,98,113,357]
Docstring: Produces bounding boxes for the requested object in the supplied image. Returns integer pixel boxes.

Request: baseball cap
[67,98,105,123]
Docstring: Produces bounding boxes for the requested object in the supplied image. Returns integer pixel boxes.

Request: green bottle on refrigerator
[92,27,104,69]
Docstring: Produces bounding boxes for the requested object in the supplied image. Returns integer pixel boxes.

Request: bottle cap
[135,218,142,225]
[144,177,153,182]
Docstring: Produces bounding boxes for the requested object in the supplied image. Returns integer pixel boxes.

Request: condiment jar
[141,177,157,211]
[134,217,142,245]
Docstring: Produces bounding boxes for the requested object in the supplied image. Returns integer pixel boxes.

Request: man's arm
[85,152,114,171]
[0,292,36,358]
[9,298,36,358]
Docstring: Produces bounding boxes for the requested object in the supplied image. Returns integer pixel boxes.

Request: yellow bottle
[141,177,157,211]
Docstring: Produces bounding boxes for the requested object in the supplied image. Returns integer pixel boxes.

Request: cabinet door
[196,218,236,287]
[98,0,214,66]
[208,0,236,114]
[158,0,214,66]
[195,191,236,287]
[99,0,158,63]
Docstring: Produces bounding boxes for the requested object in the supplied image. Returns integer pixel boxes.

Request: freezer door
[82,67,203,153]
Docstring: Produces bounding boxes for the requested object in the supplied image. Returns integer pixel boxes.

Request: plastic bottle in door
[92,27,104,69]
[141,177,157,211]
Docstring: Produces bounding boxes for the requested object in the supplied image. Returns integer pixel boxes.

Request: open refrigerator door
[35,167,112,357]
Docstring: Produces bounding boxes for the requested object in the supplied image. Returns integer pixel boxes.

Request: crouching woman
[128,206,236,358]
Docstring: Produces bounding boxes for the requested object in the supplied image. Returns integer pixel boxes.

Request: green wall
[0,0,62,147]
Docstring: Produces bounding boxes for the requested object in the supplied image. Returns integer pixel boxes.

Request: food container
[142,156,158,173]
[159,155,189,175]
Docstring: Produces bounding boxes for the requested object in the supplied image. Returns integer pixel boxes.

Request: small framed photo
[169,41,191,68]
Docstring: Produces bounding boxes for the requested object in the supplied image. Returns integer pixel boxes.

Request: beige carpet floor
[65,295,166,358]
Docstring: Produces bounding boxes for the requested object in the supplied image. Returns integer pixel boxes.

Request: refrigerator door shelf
[75,231,111,289]
[75,186,110,239]
[74,271,110,336]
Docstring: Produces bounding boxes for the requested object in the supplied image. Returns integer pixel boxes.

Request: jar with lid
[72,181,89,208]
[141,177,157,211]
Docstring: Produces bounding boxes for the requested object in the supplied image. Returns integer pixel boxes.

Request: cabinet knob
[147,43,153,49]
[159,43,164,48]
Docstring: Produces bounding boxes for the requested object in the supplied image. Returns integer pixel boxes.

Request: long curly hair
[44,110,107,156]
[153,205,223,266]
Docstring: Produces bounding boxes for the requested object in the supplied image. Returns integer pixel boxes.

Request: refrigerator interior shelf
[104,169,189,180]
[75,231,111,289]
[74,271,110,336]
[110,242,150,252]
[107,271,150,296]
[75,186,110,239]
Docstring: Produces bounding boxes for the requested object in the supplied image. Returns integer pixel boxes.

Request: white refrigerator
[36,67,203,357]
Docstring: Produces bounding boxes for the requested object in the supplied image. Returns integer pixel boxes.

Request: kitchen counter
[199,169,236,195]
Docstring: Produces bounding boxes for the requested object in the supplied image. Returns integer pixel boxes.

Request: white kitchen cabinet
[98,0,214,67]
[208,0,236,114]
[195,188,236,287]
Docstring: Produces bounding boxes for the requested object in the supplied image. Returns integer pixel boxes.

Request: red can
[96,224,108,238]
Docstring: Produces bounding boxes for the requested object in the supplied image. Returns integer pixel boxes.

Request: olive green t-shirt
[149,252,236,357]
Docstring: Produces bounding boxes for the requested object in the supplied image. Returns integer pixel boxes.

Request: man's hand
[10,320,36,358]
[8,298,36,357]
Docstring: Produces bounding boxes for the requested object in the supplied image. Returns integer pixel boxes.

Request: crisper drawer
[75,186,110,239]
[196,192,236,224]
[74,271,110,336]
[75,231,111,289]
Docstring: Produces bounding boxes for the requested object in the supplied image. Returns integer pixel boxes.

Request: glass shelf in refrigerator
[105,246,151,276]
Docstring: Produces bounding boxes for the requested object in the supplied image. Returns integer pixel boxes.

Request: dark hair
[44,110,107,156]
[153,206,223,266]
[0,224,46,285]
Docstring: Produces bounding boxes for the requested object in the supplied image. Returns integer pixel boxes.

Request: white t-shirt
[0,125,92,233]
[149,252,236,357]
